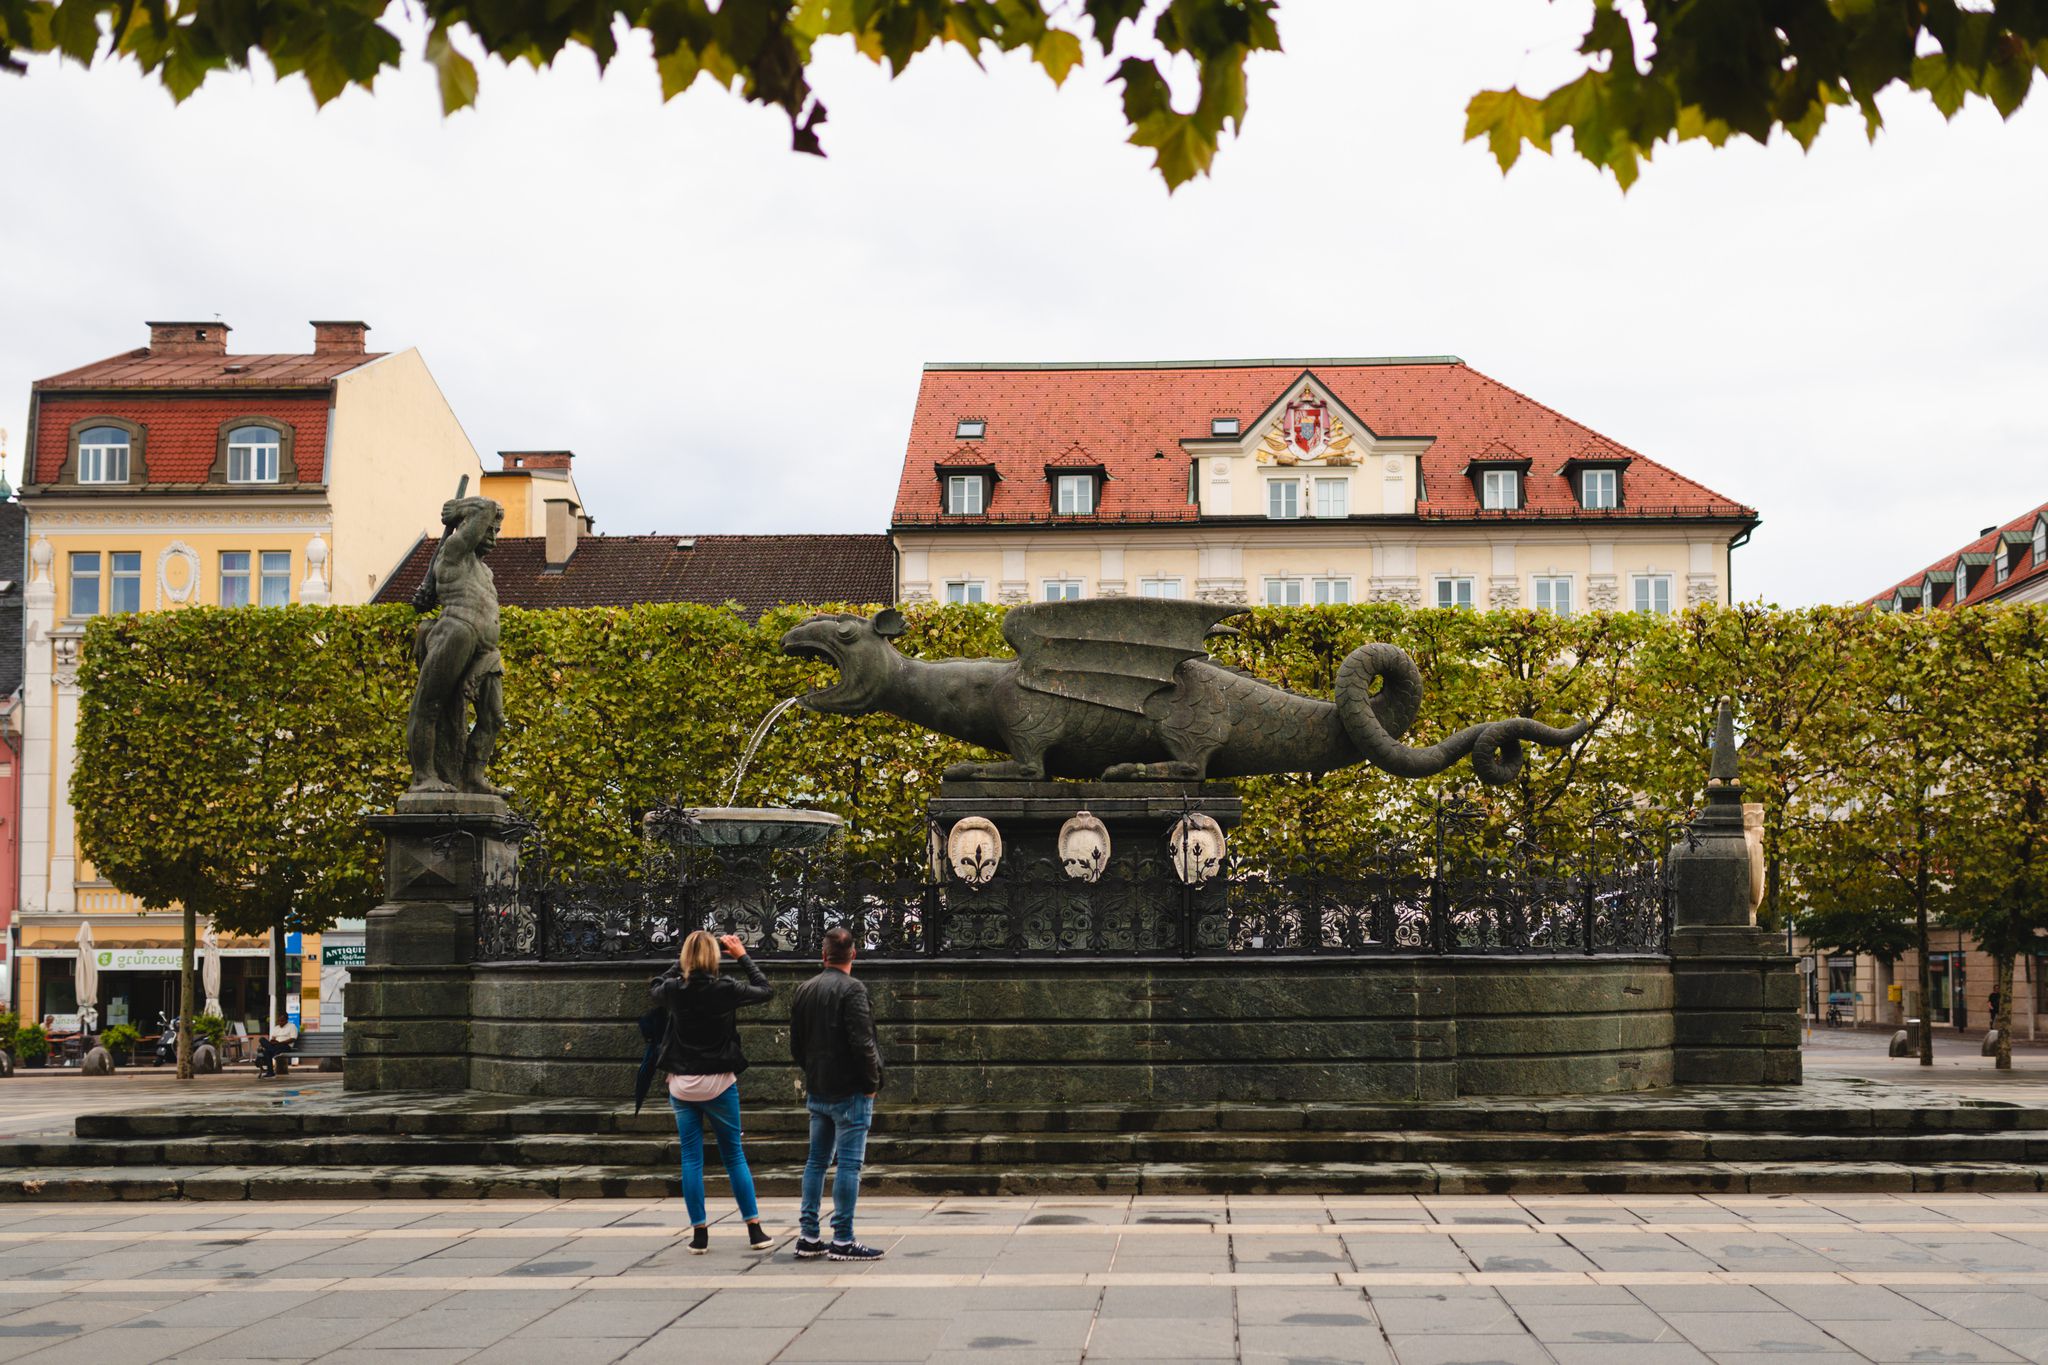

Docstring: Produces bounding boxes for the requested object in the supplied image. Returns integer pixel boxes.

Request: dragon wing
[1002,599,1246,715]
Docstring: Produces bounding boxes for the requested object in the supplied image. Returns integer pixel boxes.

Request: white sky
[1,2,2042,607]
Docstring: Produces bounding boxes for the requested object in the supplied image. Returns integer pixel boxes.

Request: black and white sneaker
[827,1240,886,1262]
[793,1237,827,1260]
[688,1226,709,1255]
[747,1224,774,1253]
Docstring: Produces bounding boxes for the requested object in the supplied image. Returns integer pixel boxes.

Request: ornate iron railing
[474,808,1673,963]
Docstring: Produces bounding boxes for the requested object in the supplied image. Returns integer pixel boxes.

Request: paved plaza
[12,1193,2048,1363]
[6,1031,2048,1362]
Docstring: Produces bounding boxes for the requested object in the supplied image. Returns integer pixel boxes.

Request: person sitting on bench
[256,1013,299,1078]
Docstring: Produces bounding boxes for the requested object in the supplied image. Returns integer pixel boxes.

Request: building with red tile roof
[1870,501,2048,610]
[373,531,894,618]
[11,319,487,1025]
[892,358,1758,613]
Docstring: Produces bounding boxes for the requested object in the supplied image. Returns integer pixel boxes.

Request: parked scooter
[152,1013,180,1067]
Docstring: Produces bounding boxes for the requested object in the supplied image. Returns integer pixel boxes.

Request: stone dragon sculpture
[781,600,1592,784]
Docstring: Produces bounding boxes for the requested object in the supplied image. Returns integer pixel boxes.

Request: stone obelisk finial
[1708,697,1740,789]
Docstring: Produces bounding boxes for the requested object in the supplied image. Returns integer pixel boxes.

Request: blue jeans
[800,1093,873,1242]
[668,1084,760,1227]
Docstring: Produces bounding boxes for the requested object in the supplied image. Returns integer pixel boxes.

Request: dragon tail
[1333,642,1592,786]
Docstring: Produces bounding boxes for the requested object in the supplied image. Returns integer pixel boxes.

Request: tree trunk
[176,904,195,1081]
[1996,953,2016,1070]
[1915,803,1934,1068]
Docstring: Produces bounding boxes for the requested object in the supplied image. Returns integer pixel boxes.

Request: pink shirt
[667,1072,736,1103]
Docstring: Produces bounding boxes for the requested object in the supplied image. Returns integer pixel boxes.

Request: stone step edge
[4,1160,2044,1201]
[11,1131,2048,1170]
[73,1106,2048,1140]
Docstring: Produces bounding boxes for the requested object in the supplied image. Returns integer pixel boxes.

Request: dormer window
[2035,517,2047,568]
[946,474,986,515]
[76,426,131,483]
[226,426,281,483]
[1211,417,1240,437]
[1055,473,1095,515]
[955,419,986,439]
[1580,469,1617,509]
[1481,469,1520,510]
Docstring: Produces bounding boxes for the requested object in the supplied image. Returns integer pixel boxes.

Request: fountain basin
[649,806,844,850]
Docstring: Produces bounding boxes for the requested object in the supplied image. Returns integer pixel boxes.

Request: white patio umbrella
[201,924,223,1019]
[73,921,99,1035]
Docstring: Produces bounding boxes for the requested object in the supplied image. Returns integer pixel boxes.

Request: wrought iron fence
[474,807,1673,963]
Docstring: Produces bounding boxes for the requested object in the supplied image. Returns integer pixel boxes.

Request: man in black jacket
[788,926,885,1262]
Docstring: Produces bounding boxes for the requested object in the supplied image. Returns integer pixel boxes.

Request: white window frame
[1138,578,1184,598]
[1312,577,1351,605]
[1533,575,1573,617]
[1632,573,1673,615]
[259,550,292,607]
[944,580,987,605]
[1210,417,1240,437]
[1581,468,1617,509]
[1264,577,1305,607]
[954,419,985,439]
[69,552,101,617]
[220,551,253,608]
[1266,480,1301,520]
[1435,576,1474,609]
[109,551,142,614]
[2035,518,2047,568]
[1055,474,1095,515]
[1041,579,1084,602]
[945,475,985,516]
[77,429,131,484]
[1998,544,2013,583]
[1481,469,1520,510]
[226,427,282,484]
[1312,477,1349,519]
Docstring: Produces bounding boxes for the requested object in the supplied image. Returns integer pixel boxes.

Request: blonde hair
[679,930,720,978]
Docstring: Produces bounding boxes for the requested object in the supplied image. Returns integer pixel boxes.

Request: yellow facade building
[9,320,487,1035]
[891,359,1758,612]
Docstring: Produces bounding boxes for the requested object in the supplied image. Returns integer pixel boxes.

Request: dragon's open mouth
[781,637,850,704]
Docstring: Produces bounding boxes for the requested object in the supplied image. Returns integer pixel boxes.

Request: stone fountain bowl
[648,806,845,850]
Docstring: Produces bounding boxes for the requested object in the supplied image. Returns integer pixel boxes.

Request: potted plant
[14,1024,49,1069]
[101,1024,141,1067]
[0,1009,17,1072]
[193,1014,229,1053]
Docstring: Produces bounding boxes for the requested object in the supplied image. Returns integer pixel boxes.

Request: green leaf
[1032,26,1081,86]
[426,26,478,113]
[1463,87,1550,172]
[1912,53,1976,119]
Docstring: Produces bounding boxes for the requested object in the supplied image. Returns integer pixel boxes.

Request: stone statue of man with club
[405,479,511,803]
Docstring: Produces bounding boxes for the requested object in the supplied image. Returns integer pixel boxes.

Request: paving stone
[1233,1285,1375,1325]
[1098,1284,1235,1317]
[1815,1318,2022,1363]
[612,1325,800,1365]
[1542,1346,1713,1365]
[672,1289,837,1327]
[1086,1315,1239,1358]
[1627,1283,1782,1313]
[775,1318,949,1361]
[508,1297,705,1337]
[1759,1282,1942,1320]
[1389,1333,1555,1365]
[934,1308,1096,1350]
[1514,1304,1686,1344]
[1658,1310,1856,1354]
[1370,1292,1523,1335]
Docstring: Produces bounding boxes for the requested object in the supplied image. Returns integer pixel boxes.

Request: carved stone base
[364,808,522,969]
[928,779,1240,954]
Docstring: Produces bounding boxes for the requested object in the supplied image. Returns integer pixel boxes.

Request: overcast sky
[2,3,2042,607]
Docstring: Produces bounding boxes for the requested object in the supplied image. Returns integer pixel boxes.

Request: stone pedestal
[928,780,1241,955]
[1666,731,1802,1086]
[347,804,520,1092]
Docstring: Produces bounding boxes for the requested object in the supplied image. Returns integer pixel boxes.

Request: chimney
[1980,526,1999,537]
[311,320,370,356]
[544,497,581,569]
[500,451,575,472]
[146,320,230,357]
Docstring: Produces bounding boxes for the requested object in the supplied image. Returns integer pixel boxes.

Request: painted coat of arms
[1283,394,1329,459]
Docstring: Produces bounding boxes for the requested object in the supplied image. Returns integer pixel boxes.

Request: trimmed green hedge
[74,600,2048,949]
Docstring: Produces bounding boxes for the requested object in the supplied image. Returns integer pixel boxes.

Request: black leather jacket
[788,968,883,1100]
[650,957,772,1076]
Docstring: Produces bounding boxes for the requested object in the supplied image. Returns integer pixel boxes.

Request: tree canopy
[2,0,2041,190]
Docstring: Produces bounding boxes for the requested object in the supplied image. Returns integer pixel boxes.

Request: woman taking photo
[651,930,774,1253]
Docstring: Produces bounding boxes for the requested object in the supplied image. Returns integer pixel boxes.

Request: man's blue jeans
[799,1093,873,1242]
[668,1084,760,1227]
